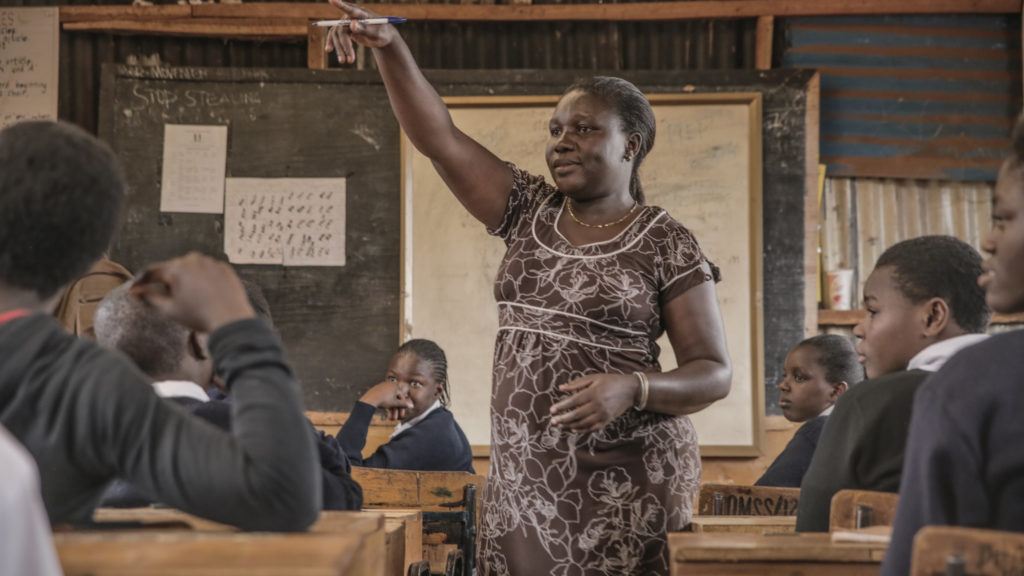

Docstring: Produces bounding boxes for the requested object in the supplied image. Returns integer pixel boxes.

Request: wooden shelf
[819,309,1024,327]
[58,0,1021,38]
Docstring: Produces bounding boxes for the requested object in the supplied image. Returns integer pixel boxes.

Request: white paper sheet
[160,124,228,214]
[0,7,58,129]
[224,178,346,267]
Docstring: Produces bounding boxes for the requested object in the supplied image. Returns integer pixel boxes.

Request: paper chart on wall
[160,124,229,214]
[0,7,58,129]
[224,178,346,267]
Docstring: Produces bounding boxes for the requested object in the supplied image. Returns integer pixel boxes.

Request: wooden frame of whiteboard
[401,92,764,457]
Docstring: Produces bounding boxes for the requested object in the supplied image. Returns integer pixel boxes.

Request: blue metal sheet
[783,14,1021,181]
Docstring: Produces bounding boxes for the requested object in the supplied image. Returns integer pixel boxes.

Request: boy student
[881,120,1024,575]
[796,235,990,532]
[94,282,363,510]
[0,120,320,530]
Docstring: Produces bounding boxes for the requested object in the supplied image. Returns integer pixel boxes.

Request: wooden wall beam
[61,0,1022,29]
[194,0,1019,21]
[307,23,330,69]
[755,16,774,70]
[62,18,307,38]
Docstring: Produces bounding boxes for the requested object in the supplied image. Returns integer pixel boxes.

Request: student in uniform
[337,339,474,472]
[94,283,363,510]
[796,235,991,532]
[756,335,862,487]
[881,118,1024,575]
[0,120,320,531]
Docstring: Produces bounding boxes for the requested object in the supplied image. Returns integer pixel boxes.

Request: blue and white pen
[313,16,407,27]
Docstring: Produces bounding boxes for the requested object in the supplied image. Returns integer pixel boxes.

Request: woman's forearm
[642,359,732,416]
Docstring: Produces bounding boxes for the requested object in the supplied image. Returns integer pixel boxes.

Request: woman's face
[545,90,633,200]
[980,162,1024,314]
[385,352,442,423]
[777,346,842,422]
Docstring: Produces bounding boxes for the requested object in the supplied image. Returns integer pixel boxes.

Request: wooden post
[755,15,773,70]
[307,22,329,70]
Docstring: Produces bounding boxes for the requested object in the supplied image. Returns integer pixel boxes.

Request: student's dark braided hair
[796,334,864,387]
[397,339,450,407]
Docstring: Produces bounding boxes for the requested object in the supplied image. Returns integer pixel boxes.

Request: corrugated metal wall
[782,14,1022,182]
[0,0,757,133]
[821,176,993,305]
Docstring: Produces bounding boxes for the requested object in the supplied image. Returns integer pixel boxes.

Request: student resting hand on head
[337,339,474,473]
[796,235,991,532]
[0,121,319,531]
[881,116,1024,575]
[325,4,731,572]
[94,281,362,511]
[755,335,862,488]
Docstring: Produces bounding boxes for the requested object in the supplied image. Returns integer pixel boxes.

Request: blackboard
[99,65,817,417]
[99,65,401,410]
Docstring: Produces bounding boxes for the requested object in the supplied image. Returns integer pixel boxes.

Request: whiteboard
[402,93,764,456]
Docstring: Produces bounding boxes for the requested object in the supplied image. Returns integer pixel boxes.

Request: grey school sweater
[0,313,320,531]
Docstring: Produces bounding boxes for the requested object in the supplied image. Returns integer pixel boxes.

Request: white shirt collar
[390,400,442,440]
[907,333,990,373]
[818,404,835,418]
[152,380,210,403]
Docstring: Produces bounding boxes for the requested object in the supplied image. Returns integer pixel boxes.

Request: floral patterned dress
[478,165,720,576]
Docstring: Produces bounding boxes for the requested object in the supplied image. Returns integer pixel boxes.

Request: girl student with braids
[336,339,474,473]
[755,335,863,488]
[326,3,731,574]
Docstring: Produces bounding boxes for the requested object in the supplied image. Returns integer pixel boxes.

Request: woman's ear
[625,133,642,161]
[830,381,849,401]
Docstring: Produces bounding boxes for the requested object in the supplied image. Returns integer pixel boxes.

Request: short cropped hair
[0,121,125,299]
[876,235,991,333]
[94,283,187,378]
[797,334,863,386]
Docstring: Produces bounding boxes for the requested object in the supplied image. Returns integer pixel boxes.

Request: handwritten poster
[0,7,58,129]
[224,178,346,267]
[160,124,228,213]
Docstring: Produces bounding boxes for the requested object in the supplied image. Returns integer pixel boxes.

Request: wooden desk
[688,515,796,534]
[670,532,888,576]
[56,531,367,576]
[90,509,388,575]
[377,509,424,576]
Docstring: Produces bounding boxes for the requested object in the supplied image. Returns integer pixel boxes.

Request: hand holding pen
[324,0,400,64]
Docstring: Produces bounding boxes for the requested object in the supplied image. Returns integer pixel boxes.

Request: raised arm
[326,0,512,229]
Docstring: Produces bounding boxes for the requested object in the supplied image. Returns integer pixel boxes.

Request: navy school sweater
[338,401,474,473]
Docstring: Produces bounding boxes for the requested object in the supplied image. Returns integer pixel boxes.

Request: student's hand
[549,373,640,433]
[131,252,255,334]
[325,0,399,65]
[360,380,413,420]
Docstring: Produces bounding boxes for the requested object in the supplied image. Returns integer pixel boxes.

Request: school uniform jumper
[338,400,474,473]
[882,331,1024,576]
[796,334,989,532]
[755,412,830,488]
[102,381,363,511]
[0,314,320,530]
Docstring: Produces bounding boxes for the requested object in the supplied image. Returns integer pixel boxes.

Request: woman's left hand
[549,373,639,433]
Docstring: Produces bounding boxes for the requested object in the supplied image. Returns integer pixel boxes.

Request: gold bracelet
[633,371,649,411]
